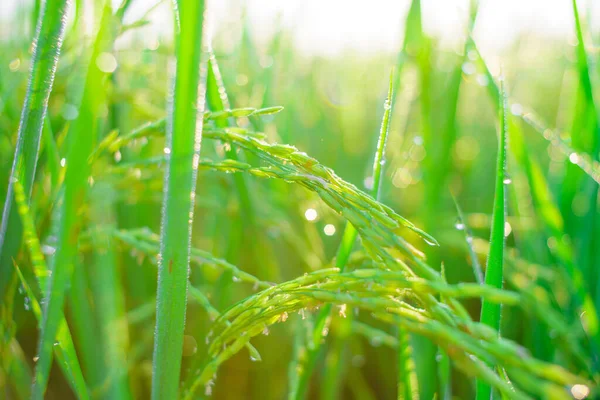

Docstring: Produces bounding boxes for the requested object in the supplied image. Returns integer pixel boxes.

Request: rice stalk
[151,1,208,398]
[476,78,509,400]
[0,0,70,303]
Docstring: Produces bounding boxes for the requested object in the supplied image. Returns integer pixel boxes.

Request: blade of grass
[452,195,484,285]
[88,7,134,391]
[14,262,89,400]
[150,1,207,398]
[31,2,119,397]
[418,2,479,394]
[12,179,89,399]
[0,268,29,400]
[0,0,70,301]
[470,39,600,364]
[68,257,103,389]
[41,114,61,189]
[88,182,132,400]
[397,322,419,400]
[408,0,442,396]
[476,78,509,400]
[567,0,600,319]
[5,338,32,400]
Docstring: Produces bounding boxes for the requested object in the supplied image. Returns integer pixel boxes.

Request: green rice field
[0,0,599,399]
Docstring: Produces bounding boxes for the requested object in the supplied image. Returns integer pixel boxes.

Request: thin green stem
[0,0,70,301]
[151,1,207,398]
[31,2,119,397]
[476,79,508,400]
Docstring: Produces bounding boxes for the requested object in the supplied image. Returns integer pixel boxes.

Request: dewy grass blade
[471,39,600,362]
[151,1,208,399]
[476,79,509,400]
[12,179,89,400]
[89,182,132,400]
[31,2,118,398]
[13,262,89,400]
[0,0,70,300]
[452,195,484,285]
[567,0,600,317]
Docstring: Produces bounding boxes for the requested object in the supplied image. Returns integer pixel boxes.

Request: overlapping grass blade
[31,2,121,397]
[470,39,600,363]
[12,179,89,399]
[0,268,31,400]
[563,0,600,310]
[86,181,132,400]
[476,78,509,400]
[151,1,208,398]
[452,196,484,285]
[0,0,70,301]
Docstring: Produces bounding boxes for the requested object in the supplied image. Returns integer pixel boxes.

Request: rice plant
[0,0,599,399]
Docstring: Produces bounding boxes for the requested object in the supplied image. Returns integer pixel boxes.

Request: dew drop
[504,221,512,237]
[232,276,241,283]
[423,237,437,246]
[9,58,20,71]
[510,103,523,116]
[96,52,118,73]
[503,177,512,185]
[205,380,214,396]
[476,74,489,86]
[455,221,465,230]
[62,104,79,120]
[571,384,590,400]
[462,62,476,75]
[569,153,580,164]
[304,208,317,221]
[323,224,336,236]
